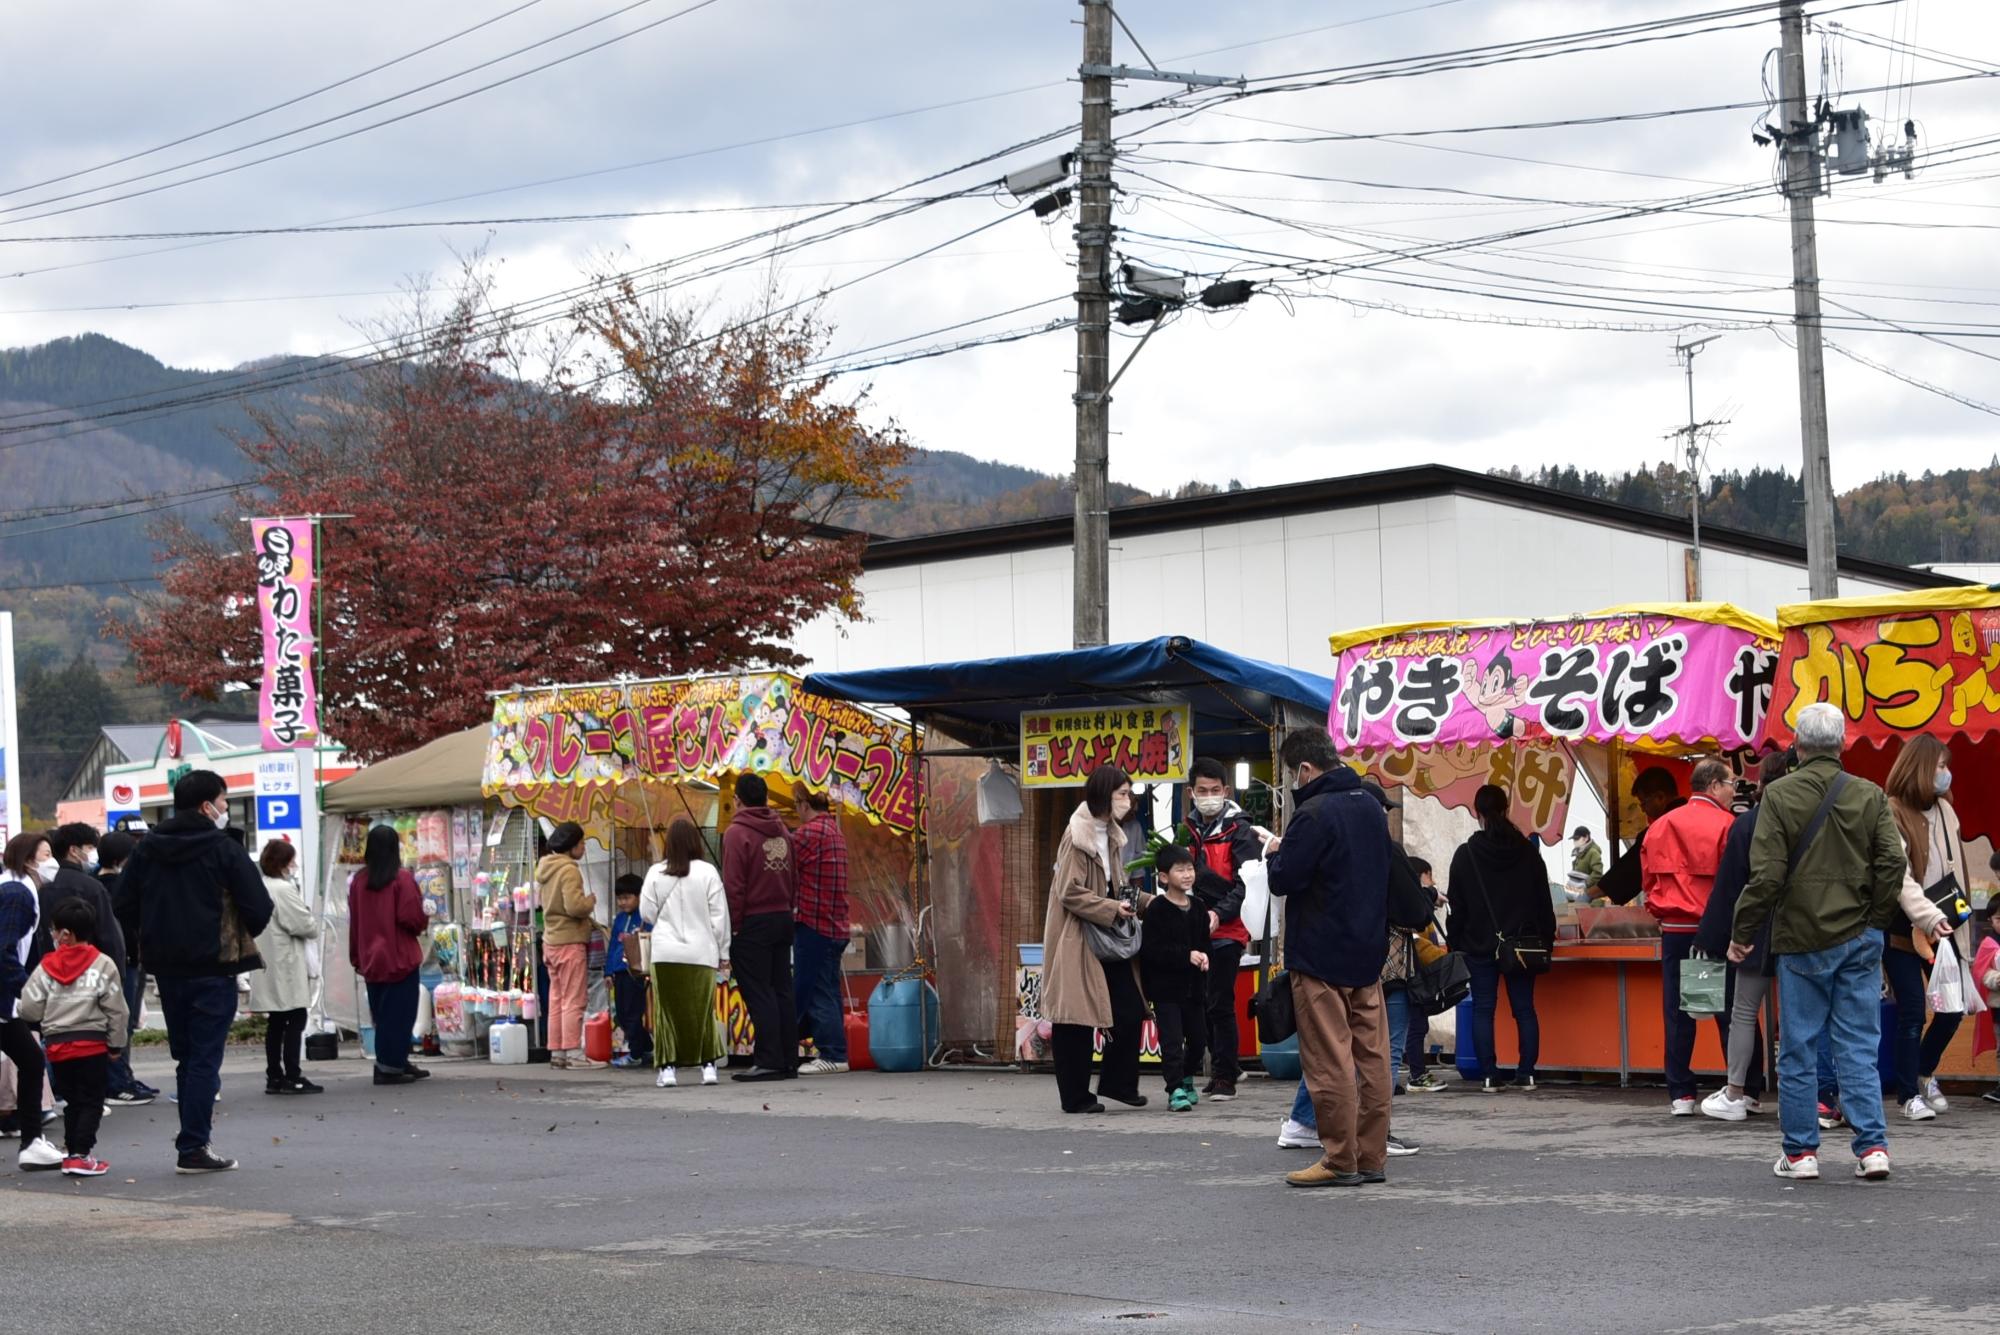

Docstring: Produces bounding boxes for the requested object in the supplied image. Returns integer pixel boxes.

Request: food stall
[1326,604,1782,1084]
[805,635,1333,1067]
[1763,587,2000,1080]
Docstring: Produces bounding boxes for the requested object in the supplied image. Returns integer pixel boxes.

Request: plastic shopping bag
[1928,937,1967,1014]
[1239,859,1271,941]
[1679,953,1728,1016]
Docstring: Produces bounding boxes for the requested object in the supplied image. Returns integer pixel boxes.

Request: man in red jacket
[1185,757,1266,1101]
[723,774,798,1083]
[1642,758,1739,1116]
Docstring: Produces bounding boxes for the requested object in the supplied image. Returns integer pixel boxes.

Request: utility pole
[1778,0,1839,598]
[1073,0,1114,648]
[1671,335,1724,601]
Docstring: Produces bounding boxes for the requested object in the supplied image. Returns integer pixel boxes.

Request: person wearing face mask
[247,840,321,1095]
[1569,827,1603,901]
[1641,759,1741,1117]
[1883,735,1968,1123]
[1183,757,1266,1102]
[113,769,273,1174]
[1,833,63,1171]
[34,824,125,977]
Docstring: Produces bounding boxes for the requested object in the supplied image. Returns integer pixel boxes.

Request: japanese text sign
[1349,743,1574,844]
[484,674,920,835]
[1330,607,1778,754]
[251,518,320,751]
[1020,702,1191,788]
[1766,593,2000,745]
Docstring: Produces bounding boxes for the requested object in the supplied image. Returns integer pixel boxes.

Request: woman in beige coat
[1039,764,1150,1114]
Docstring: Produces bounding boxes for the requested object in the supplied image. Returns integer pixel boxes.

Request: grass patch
[131,1016,269,1048]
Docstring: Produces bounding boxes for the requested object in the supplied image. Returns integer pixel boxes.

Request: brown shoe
[1286,1162,1366,1189]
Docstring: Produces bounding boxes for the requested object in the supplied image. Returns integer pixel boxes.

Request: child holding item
[1141,845,1211,1112]
[608,875,652,1069]
[17,899,128,1177]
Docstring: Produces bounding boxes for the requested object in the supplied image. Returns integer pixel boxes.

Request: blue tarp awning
[804,636,1331,748]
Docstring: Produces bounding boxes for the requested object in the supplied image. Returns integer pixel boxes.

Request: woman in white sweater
[639,817,731,1089]
[247,841,322,1096]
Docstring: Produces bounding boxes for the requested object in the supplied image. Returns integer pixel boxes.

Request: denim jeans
[155,974,237,1156]
[792,924,850,1064]
[107,964,151,1096]
[1881,944,1963,1101]
[1776,930,1888,1159]
[1466,954,1540,1080]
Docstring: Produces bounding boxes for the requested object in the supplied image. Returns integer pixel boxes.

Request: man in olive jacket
[1729,703,1908,1183]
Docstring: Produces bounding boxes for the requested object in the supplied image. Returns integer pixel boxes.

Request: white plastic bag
[1238,859,1271,941]
[1958,938,1990,1015]
[1927,937,1967,1014]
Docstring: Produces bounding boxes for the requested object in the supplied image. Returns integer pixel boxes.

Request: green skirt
[650,962,725,1068]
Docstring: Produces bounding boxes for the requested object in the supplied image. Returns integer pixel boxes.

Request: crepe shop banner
[484,674,919,834]
[250,518,320,751]
[1331,612,1776,752]
[1020,702,1191,788]
[1769,602,2000,744]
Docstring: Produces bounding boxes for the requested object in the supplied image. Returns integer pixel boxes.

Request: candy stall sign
[1766,590,2000,745]
[1020,702,1191,789]
[484,674,919,834]
[1329,606,1779,754]
[250,518,320,751]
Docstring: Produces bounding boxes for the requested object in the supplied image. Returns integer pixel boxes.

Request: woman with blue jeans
[1883,736,1968,1122]
[1446,784,1556,1092]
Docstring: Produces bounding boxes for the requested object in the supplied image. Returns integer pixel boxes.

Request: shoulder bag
[1924,811,1971,928]
[1750,771,1849,973]
[1406,935,1472,1015]
[1081,887,1143,961]
[1251,967,1295,1044]
[1466,856,1551,977]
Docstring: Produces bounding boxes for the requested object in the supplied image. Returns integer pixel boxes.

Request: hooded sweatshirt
[18,941,128,1060]
[113,810,273,978]
[722,805,796,924]
[1446,827,1558,959]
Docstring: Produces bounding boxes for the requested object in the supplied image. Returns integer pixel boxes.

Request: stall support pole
[1617,963,1631,1088]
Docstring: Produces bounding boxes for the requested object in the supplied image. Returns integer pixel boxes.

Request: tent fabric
[321,726,491,813]
[803,636,1332,738]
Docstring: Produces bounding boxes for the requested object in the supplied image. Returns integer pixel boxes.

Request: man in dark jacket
[722,773,797,1083]
[113,770,272,1174]
[1267,731,1392,1188]
[1185,756,1265,1101]
[37,824,125,973]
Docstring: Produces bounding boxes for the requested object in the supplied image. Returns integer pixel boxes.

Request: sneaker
[1386,1134,1420,1157]
[1480,1078,1508,1094]
[403,1064,432,1080]
[1208,1079,1236,1102]
[1178,1079,1200,1107]
[1098,1090,1149,1108]
[1745,1097,1765,1115]
[1856,1148,1891,1180]
[288,1076,324,1095]
[730,1068,787,1083]
[1701,1089,1751,1123]
[549,1054,570,1070]
[1276,1119,1319,1149]
[167,1091,221,1105]
[373,1070,418,1086]
[1669,1097,1697,1117]
[265,1080,298,1096]
[1168,1088,1195,1112]
[798,1058,850,1075]
[1773,1152,1820,1180]
[656,1067,677,1088]
[18,1137,63,1172]
[700,1063,718,1086]
[611,1055,639,1069]
[1903,1096,1936,1122]
[1357,1169,1388,1185]
[567,1055,608,1071]
[175,1147,238,1174]
[1286,1162,1365,1188]
[1406,1072,1447,1093]
[61,1156,109,1177]
[1512,1076,1537,1091]
[1983,1087,2000,1106]
[106,1090,155,1107]
[1924,1077,1949,1114]
[1817,1101,1843,1130]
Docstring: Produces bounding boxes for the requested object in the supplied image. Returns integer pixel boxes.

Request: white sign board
[253,751,303,856]
[104,772,142,830]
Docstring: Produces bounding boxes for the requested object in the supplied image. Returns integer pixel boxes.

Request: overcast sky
[3,0,1997,496]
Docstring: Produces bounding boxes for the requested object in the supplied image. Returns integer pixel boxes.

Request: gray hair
[1794,702,1846,758]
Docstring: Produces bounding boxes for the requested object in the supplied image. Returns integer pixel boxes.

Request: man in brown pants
[1266,730,1394,1187]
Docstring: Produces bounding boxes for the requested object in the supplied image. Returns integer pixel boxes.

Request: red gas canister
[843,1008,874,1072]
[583,1011,614,1065]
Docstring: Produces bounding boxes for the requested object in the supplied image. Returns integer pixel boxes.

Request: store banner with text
[1330,607,1778,755]
[1020,702,1191,788]
[485,674,919,834]
[1347,743,1575,844]
[1767,595,2000,746]
[251,518,320,751]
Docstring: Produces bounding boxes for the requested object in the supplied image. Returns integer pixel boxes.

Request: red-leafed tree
[115,274,909,759]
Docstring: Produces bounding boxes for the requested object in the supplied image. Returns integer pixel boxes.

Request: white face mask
[35,858,60,884]
[1192,794,1227,818]
[1111,793,1133,821]
[209,803,231,829]
[1936,768,1953,795]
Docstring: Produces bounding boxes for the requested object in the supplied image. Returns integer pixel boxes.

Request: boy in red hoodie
[19,898,129,1177]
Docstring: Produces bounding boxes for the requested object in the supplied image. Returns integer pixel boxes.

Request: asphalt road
[4,1050,1998,1334]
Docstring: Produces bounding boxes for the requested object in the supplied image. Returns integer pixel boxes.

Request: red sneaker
[61,1156,109,1177]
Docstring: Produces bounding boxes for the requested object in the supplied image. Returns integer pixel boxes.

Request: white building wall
[792,491,1922,676]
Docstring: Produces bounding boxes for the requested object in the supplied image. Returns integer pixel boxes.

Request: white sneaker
[1669,1097,1697,1117]
[1276,1118,1318,1150]
[1903,1095,1937,1122]
[656,1067,677,1088]
[1700,1089,1749,1123]
[1774,1152,1820,1180]
[701,1063,718,1086]
[798,1058,850,1075]
[1857,1148,1891,1180]
[17,1137,63,1172]
[1924,1077,1949,1114]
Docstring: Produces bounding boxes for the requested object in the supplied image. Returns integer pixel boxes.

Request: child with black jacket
[1141,846,1211,1112]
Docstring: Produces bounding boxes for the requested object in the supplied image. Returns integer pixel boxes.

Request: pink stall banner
[1329,605,1779,754]
[251,518,320,750]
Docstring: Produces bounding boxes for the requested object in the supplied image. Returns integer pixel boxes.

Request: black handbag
[1252,968,1296,1044]
[1925,820,1971,927]
[1082,913,1142,962]
[1467,860,1552,977]
[1407,939,1472,1016]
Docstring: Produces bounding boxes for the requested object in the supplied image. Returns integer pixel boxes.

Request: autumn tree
[116,274,909,759]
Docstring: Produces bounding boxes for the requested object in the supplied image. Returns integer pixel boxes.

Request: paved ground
[4,1050,1999,1334]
